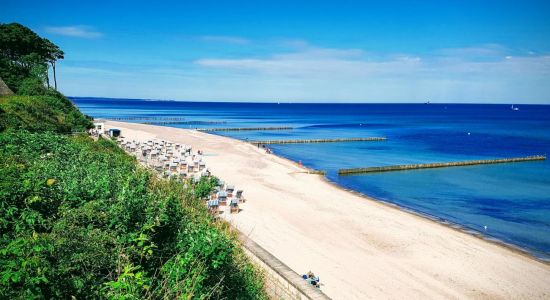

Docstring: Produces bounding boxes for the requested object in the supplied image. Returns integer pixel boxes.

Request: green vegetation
[0,23,266,299]
[0,23,92,133]
[0,131,265,299]
[194,177,220,199]
[0,94,92,133]
[1,23,63,93]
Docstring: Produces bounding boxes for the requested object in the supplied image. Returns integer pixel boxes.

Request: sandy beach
[106,121,550,299]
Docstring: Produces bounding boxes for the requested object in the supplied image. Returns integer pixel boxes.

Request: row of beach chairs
[115,137,245,214]
[118,138,210,181]
[207,183,245,214]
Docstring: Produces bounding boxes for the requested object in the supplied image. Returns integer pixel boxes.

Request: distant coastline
[70,96,550,106]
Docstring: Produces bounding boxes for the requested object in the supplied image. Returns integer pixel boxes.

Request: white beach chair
[235,190,245,202]
[230,198,239,213]
[207,199,220,214]
[217,191,228,205]
[226,184,235,197]
[169,162,178,173]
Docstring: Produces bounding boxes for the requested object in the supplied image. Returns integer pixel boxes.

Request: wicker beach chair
[235,190,245,202]
[207,199,220,214]
[217,191,228,206]
[230,198,239,213]
[226,184,235,197]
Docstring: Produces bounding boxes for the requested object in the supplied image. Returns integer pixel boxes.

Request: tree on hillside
[43,39,64,90]
[0,23,64,92]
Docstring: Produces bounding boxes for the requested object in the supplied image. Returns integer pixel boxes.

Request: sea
[72,97,550,260]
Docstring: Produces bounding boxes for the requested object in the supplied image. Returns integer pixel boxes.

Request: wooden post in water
[198,126,294,132]
[108,117,187,121]
[140,121,226,125]
[250,137,387,145]
[337,155,547,175]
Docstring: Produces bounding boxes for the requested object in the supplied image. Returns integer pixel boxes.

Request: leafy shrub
[1,22,265,299]
[194,176,220,199]
[0,132,266,299]
[17,77,48,96]
[0,94,92,133]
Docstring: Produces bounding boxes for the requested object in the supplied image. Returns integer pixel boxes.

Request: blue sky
[2,0,550,103]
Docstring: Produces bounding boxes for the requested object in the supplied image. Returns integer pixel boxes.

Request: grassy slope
[0,95,266,299]
[0,94,92,133]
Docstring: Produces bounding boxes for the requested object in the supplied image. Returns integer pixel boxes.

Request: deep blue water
[72,97,550,260]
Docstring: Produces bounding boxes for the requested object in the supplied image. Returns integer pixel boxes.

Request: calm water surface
[73,97,550,259]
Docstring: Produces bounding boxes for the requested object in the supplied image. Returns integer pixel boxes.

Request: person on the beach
[303,271,320,288]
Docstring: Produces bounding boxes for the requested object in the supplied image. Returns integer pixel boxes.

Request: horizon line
[68,96,549,106]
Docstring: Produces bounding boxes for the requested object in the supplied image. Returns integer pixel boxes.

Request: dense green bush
[16,77,48,96]
[0,94,93,133]
[195,176,220,199]
[1,21,265,299]
[0,131,265,299]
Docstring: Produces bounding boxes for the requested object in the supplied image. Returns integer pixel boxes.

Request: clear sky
[2,0,550,103]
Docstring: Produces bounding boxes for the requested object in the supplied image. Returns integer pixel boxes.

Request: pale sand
[106,121,550,299]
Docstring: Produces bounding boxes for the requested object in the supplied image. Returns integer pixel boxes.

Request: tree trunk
[52,62,57,90]
[46,66,50,88]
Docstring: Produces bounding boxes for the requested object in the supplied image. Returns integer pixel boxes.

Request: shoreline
[241,134,550,263]
[321,178,550,263]
[107,121,550,299]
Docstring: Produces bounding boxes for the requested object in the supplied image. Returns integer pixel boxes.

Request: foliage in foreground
[1,21,265,299]
[0,131,265,299]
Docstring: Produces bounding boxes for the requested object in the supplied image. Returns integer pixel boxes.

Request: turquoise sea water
[73,97,550,260]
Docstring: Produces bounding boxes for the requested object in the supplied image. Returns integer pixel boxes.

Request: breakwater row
[250,137,387,145]
[140,121,227,125]
[198,126,294,132]
[305,170,327,175]
[338,155,547,175]
[108,116,187,121]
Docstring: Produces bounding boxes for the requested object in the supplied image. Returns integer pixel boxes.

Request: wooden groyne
[338,155,547,175]
[140,121,227,125]
[250,137,386,145]
[305,169,326,175]
[108,116,186,121]
[198,126,294,132]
